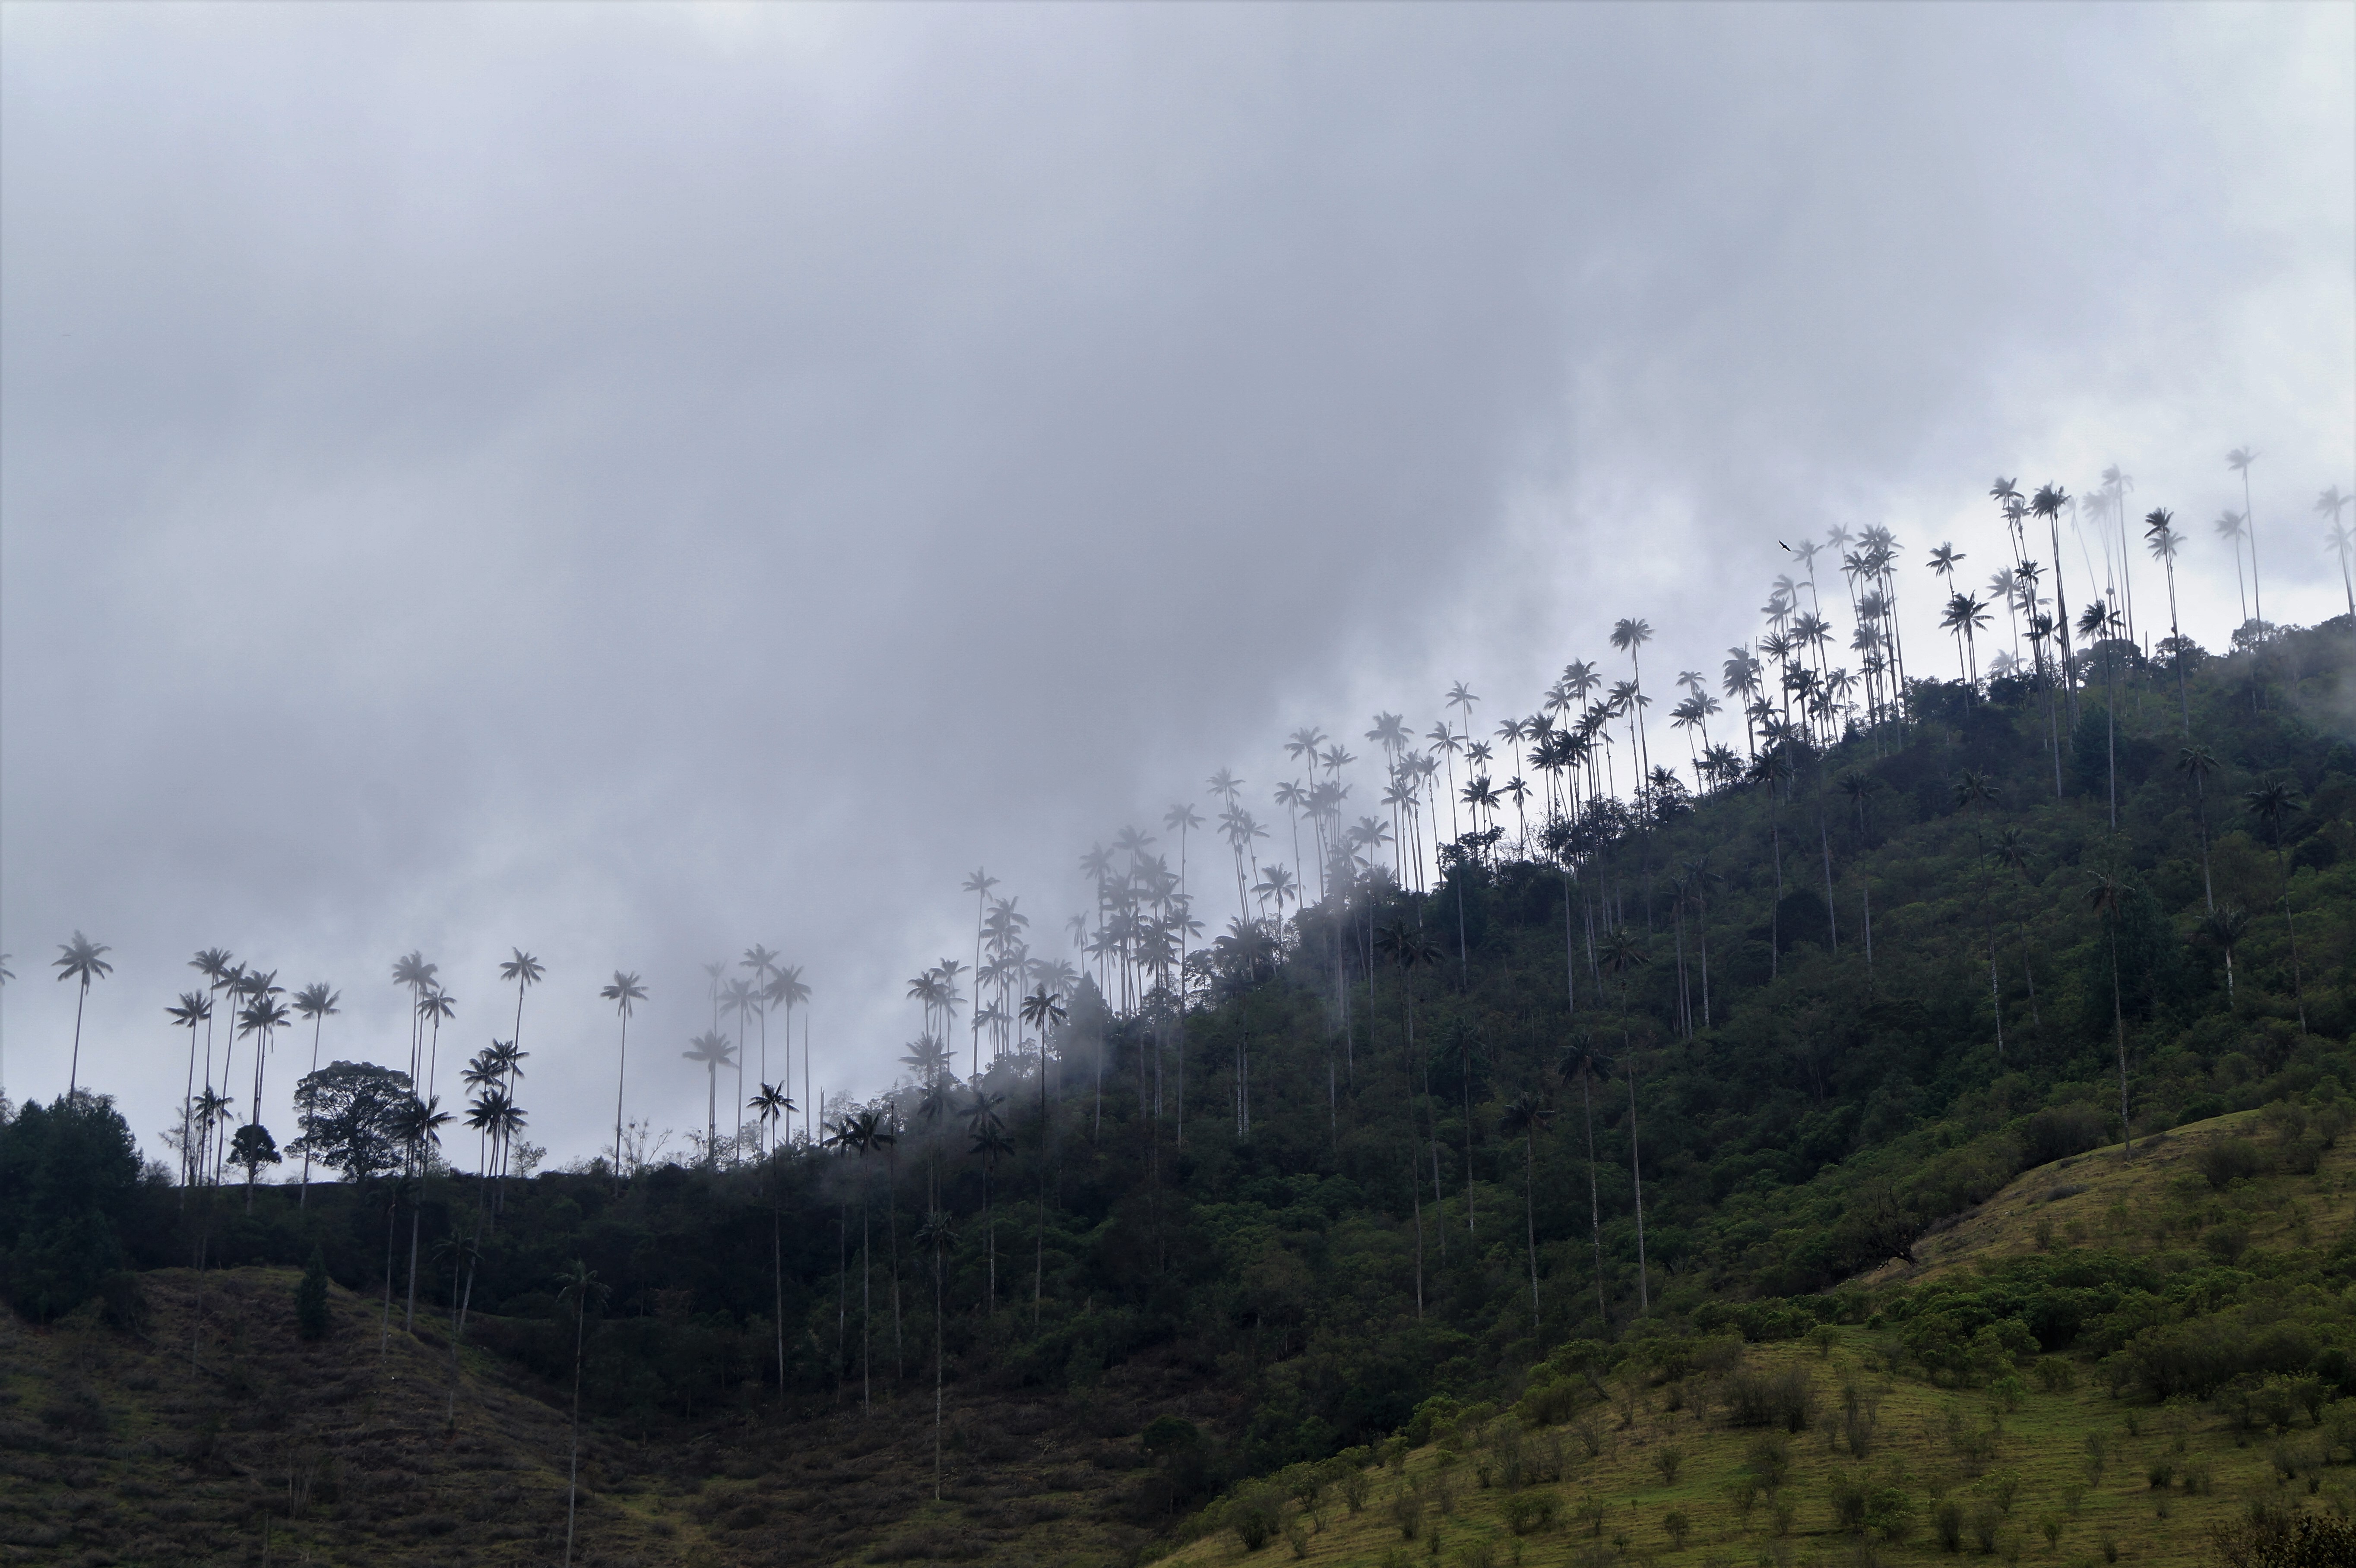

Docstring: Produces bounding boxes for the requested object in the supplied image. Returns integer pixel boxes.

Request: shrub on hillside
[1726,1365,1816,1430]
[2018,1104,2109,1167]
[2211,1505,2356,1568]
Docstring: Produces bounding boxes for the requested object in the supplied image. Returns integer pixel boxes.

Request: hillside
[6,615,2356,1564]
[0,1264,1197,1566]
[1153,1108,2356,1566]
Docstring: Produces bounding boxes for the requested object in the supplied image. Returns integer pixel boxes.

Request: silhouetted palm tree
[913,1207,956,1498]
[683,1031,737,1166]
[236,986,291,1129]
[766,964,811,1143]
[2317,486,2353,615]
[2202,905,2250,1002]
[750,1080,795,1398]
[52,931,112,1095]
[1020,984,1067,1325]
[1952,769,2007,1059]
[2228,448,2266,634]
[1376,918,1441,1314]
[1498,1091,1555,1331]
[554,1261,609,1568]
[416,987,456,1106]
[1597,926,1652,1311]
[601,971,646,1177]
[964,1091,1010,1311]
[393,1093,452,1331]
[2213,509,2253,628]
[168,992,211,1192]
[2245,780,2307,1032]
[2085,870,2135,1147]
[1557,1034,1611,1324]
[2145,509,2192,736]
[290,983,340,1205]
[2178,745,2220,914]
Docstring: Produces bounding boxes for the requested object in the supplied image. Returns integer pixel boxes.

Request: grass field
[0,1263,1185,1565]
[1161,1110,2356,1568]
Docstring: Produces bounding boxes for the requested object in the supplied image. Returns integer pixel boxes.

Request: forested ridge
[7,574,2356,1563]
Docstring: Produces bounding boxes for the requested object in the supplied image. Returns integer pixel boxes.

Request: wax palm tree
[52,932,112,1095]
[2077,595,2124,831]
[741,944,781,1084]
[554,1261,610,1568]
[1498,1090,1555,1331]
[236,988,291,1130]
[2085,871,2136,1148]
[1557,1035,1612,1324]
[683,1031,737,1166]
[2176,744,2220,914]
[836,1106,895,1411]
[2214,509,2253,628]
[2196,904,2249,1002]
[2228,447,2266,634]
[2318,486,2354,615]
[1609,620,1654,778]
[2031,484,2076,718]
[766,964,812,1142]
[391,950,438,1089]
[1597,926,1652,1311]
[2245,780,2307,1032]
[167,992,212,1191]
[913,1207,956,1498]
[1940,592,1991,689]
[1020,984,1067,1325]
[393,1093,453,1331]
[193,1086,234,1189]
[288,983,340,1204]
[1952,769,2007,1059]
[716,976,763,1158]
[416,987,456,1105]
[600,971,646,1177]
[750,1080,795,1398]
[2145,509,2193,736]
[1376,917,1441,1314]
[964,1091,1009,1309]
[1990,827,2040,1027]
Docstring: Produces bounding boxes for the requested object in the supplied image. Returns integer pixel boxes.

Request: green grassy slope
[0,1265,1191,1566]
[1160,1109,2356,1567]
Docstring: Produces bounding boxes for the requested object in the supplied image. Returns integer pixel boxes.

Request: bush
[1390,1489,1424,1540]
[1664,1510,1691,1549]
[2199,1138,2267,1190]
[1655,1445,1684,1484]
[1934,1500,1964,1553]
[1228,1484,1282,1552]
[2211,1506,2356,1568]
[2020,1104,2109,1167]
[1742,1435,1792,1492]
[1726,1366,1817,1431]
[1503,1492,1556,1535]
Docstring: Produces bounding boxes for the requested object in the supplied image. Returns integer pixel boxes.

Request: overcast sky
[3,2,2351,1170]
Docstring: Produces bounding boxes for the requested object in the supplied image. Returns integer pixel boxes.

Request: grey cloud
[3,3,2348,1156]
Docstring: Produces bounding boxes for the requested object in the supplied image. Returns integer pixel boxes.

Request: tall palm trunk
[1522,1127,1541,1330]
[1623,1051,1647,1313]
[1578,1069,1603,1325]
[564,1297,587,1567]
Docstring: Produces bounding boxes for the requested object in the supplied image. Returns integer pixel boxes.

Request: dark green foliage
[0,1092,142,1321]
[288,1061,411,1184]
[298,1245,331,1340]
[2212,1506,2356,1568]
[1724,1366,1815,1431]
